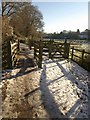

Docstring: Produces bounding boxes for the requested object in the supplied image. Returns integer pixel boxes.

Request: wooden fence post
[82,49,85,65]
[34,41,36,59]
[64,40,66,58]
[66,43,70,59]
[7,41,12,68]
[64,40,70,59]
[71,46,74,60]
[49,39,53,58]
[38,40,42,68]
[17,39,20,51]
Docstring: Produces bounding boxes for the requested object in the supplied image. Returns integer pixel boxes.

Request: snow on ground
[40,59,89,118]
[0,43,89,119]
[1,58,89,119]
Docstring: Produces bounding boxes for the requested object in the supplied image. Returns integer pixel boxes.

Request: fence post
[71,46,74,60]
[38,40,42,68]
[34,40,36,59]
[66,43,70,59]
[64,40,66,58]
[17,39,20,51]
[82,49,85,65]
[49,39,53,59]
[64,40,70,59]
[7,41,12,68]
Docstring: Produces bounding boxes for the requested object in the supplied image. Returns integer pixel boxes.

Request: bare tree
[2,2,44,49]
[2,2,28,40]
[10,3,44,49]
[2,2,26,17]
[10,3,44,37]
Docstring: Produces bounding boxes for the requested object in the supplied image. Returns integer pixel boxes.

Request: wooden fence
[34,40,70,68]
[70,46,90,71]
[2,36,19,70]
[34,39,90,71]
[34,40,42,68]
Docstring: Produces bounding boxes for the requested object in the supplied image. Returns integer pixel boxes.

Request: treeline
[44,29,90,40]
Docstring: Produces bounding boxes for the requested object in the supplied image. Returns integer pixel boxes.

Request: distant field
[50,39,90,52]
[69,42,90,71]
[43,38,90,52]
[70,43,90,52]
[52,39,90,71]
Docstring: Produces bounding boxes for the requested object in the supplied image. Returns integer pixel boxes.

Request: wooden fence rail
[2,36,19,70]
[70,46,90,71]
[33,39,90,71]
[34,39,70,68]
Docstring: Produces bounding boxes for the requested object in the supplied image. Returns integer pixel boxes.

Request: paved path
[0,43,89,119]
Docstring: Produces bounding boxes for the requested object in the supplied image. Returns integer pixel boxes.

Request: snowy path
[0,43,89,119]
[39,59,89,118]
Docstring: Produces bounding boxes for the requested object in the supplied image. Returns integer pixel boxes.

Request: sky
[0,1,89,33]
[0,0,1,15]
[88,2,90,30]
[32,2,88,33]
